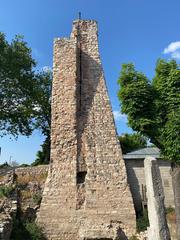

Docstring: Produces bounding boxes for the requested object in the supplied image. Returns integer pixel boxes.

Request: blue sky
[0,0,180,164]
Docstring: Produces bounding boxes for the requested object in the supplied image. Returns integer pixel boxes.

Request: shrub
[0,185,14,198]
[0,162,10,168]
[166,206,175,214]
[166,206,176,223]
[136,208,149,232]
[33,193,42,205]
[25,222,45,240]
[11,219,46,240]
[10,218,29,240]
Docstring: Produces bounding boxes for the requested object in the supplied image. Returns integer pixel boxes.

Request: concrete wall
[125,159,174,212]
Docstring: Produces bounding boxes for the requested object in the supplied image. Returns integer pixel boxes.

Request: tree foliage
[0,33,36,136]
[118,59,180,164]
[0,33,52,139]
[31,70,52,165]
[118,133,147,154]
[32,136,50,166]
[0,33,52,165]
[32,70,52,138]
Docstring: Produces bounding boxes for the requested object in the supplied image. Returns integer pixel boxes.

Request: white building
[124,147,174,213]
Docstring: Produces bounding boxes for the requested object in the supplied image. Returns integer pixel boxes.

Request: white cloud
[163,41,180,54]
[113,111,127,122]
[171,51,180,60]
[163,41,180,60]
[42,66,52,72]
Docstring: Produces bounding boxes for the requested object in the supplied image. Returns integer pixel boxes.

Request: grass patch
[17,173,47,186]
[20,190,32,200]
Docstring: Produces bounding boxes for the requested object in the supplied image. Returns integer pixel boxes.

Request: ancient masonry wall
[37,20,136,240]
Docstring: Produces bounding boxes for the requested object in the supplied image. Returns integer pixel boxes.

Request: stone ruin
[144,157,170,240]
[37,19,136,240]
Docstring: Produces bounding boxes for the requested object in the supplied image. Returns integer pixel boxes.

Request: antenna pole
[78,12,81,20]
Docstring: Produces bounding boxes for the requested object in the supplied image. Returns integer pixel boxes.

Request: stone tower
[37,19,136,240]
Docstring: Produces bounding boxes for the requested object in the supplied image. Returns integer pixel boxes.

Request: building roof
[123,147,160,160]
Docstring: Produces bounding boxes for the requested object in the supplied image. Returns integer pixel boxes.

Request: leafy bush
[136,208,149,232]
[0,185,14,198]
[25,222,45,240]
[33,193,42,205]
[10,218,29,240]
[0,162,10,168]
[11,219,46,240]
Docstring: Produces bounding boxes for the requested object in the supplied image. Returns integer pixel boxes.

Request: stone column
[144,156,170,240]
[37,19,136,239]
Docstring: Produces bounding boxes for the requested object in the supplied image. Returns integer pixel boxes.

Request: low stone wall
[0,165,49,195]
[0,165,49,176]
[0,167,12,177]
[0,165,49,185]
[15,165,49,179]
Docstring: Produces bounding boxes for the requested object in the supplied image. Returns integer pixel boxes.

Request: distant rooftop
[123,147,160,160]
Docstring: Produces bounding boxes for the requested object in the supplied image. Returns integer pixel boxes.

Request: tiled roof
[123,147,160,159]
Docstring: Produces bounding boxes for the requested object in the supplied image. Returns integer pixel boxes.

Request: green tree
[32,70,52,138]
[118,59,180,238]
[31,70,52,165]
[0,33,36,136]
[32,136,50,166]
[0,33,52,164]
[118,133,147,154]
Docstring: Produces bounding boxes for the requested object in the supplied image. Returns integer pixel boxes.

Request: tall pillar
[37,19,136,240]
[144,157,170,240]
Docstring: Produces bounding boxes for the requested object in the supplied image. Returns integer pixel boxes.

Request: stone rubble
[0,193,17,240]
[135,231,148,240]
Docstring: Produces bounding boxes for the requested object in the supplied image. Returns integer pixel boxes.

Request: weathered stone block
[144,157,170,240]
